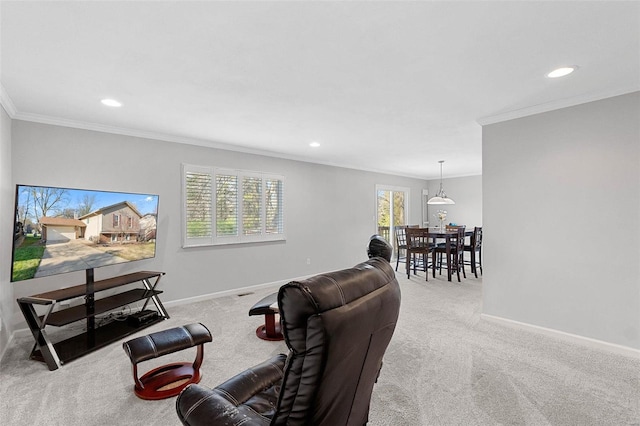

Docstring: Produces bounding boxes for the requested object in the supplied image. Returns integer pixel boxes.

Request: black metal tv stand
[17,269,169,371]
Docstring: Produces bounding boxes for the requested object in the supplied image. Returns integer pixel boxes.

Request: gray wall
[7,120,428,330]
[482,92,640,350]
[0,106,13,356]
[426,175,482,228]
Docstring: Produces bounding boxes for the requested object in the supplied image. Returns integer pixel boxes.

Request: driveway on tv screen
[34,240,125,278]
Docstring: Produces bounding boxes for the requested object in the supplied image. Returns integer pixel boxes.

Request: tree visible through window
[243,176,262,235]
[185,169,212,239]
[376,185,408,248]
[265,178,283,234]
[216,174,237,237]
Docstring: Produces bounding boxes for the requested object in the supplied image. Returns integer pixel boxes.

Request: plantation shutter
[265,177,284,234]
[216,173,238,237]
[242,175,262,235]
[183,165,213,246]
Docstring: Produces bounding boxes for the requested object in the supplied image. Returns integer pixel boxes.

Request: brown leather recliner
[176,255,401,425]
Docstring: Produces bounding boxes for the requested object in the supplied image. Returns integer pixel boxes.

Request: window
[127,216,133,228]
[182,164,285,247]
[375,184,409,250]
[113,214,120,227]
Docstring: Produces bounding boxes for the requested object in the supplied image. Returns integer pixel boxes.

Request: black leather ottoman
[122,323,212,400]
[248,292,283,341]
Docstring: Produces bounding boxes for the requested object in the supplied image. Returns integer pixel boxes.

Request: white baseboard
[0,332,16,361]
[481,313,640,360]
[9,327,32,339]
[162,274,314,308]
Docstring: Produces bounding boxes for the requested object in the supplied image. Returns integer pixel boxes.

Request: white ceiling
[2,1,638,179]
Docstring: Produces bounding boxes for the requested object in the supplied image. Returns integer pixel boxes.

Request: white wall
[482,92,640,350]
[9,120,427,330]
[0,105,13,356]
[426,175,482,228]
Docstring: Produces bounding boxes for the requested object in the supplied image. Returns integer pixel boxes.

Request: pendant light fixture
[427,160,455,205]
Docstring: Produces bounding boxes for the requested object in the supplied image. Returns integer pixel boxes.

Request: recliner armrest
[176,354,287,426]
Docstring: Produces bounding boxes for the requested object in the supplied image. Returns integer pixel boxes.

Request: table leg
[471,250,477,278]
[406,252,411,279]
[432,250,437,278]
[446,236,452,281]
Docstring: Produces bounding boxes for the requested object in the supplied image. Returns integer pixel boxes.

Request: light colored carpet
[1,269,639,425]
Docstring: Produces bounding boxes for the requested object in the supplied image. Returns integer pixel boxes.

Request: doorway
[375,185,409,254]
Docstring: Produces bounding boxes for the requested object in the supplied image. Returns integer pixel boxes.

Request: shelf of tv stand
[41,289,163,327]
[17,270,168,371]
[28,271,166,304]
[31,315,165,365]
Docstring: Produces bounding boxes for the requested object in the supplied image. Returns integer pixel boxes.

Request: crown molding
[477,86,640,126]
[11,110,431,181]
[0,85,17,117]
[12,110,303,159]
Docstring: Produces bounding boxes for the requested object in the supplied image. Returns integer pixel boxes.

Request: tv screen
[11,185,159,282]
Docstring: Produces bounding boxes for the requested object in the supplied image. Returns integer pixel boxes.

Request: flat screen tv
[11,185,159,283]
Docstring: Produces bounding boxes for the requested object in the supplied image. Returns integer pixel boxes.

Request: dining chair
[405,227,433,280]
[394,225,419,272]
[463,226,483,278]
[434,226,466,282]
[438,225,465,244]
[394,225,408,271]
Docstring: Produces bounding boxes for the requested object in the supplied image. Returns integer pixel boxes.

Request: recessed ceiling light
[547,66,577,78]
[101,98,122,107]
[309,142,320,148]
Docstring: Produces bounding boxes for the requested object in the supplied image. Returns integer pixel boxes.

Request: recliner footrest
[122,323,212,400]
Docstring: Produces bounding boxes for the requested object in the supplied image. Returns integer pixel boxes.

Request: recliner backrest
[272,257,401,425]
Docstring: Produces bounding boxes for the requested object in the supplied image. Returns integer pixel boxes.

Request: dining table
[426,228,472,282]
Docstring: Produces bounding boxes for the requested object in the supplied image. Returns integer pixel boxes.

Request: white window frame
[375,184,410,237]
[182,164,285,248]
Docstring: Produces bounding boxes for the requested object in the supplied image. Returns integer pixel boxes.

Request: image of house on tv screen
[12,185,159,282]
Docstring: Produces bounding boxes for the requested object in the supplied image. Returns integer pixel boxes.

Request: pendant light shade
[427,160,455,205]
